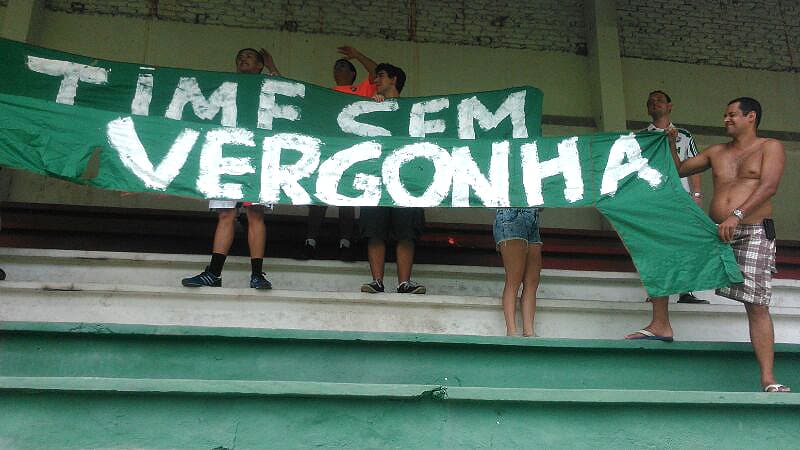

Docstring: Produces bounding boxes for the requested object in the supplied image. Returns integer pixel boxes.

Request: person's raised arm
[338,46,377,80]
[260,48,281,76]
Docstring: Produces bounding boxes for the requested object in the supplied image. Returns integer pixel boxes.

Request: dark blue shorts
[360,207,425,242]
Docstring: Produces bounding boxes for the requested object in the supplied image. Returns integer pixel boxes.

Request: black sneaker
[677,292,709,304]
[361,279,384,293]
[301,242,316,260]
[397,281,426,294]
[250,272,272,290]
[338,245,354,262]
[181,267,221,287]
[0,267,5,281]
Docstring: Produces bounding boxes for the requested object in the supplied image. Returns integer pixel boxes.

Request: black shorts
[360,207,425,242]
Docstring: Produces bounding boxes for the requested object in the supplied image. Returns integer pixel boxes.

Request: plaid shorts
[716,223,776,306]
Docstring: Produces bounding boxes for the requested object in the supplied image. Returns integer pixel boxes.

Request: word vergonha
[108,118,664,208]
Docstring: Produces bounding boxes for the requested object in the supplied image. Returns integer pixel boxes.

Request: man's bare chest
[713,148,763,182]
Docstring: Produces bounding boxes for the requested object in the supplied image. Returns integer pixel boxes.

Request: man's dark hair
[648,90,671,103]
[334,58,357,84]
[375,63,406,93]
[235,48,265,65]
[729,97,762,128]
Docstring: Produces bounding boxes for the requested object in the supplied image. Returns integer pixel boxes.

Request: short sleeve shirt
[333,77,377,98]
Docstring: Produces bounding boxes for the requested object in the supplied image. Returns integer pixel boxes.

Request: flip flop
[764,384,792,393]
[625,329,674,342]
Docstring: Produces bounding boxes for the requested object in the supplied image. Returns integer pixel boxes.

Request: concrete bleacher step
[2,247,799,306]
[1,323,799,448]
[3,279,800,343]
[2,248,800,342]
[0,247,652,301]
[5,322,799,392]
[2,377,799,449]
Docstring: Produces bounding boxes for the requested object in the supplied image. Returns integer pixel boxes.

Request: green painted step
[1,377,798,449]
[2,322,799,393]
[4,376,800,406]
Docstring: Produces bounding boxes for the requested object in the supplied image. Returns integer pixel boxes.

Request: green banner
[0,38,741,296]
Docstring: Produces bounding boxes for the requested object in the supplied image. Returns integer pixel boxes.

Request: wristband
[731,208,744,221]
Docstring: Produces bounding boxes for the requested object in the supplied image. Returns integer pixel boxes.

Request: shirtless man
[627,97,789,392]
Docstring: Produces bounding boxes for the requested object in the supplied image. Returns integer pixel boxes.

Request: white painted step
[1,248,798,306]
[1,280,800,343]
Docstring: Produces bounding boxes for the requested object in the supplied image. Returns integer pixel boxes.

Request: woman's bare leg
[499,240,527,336]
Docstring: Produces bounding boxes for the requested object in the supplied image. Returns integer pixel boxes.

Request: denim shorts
[493,208,542,248]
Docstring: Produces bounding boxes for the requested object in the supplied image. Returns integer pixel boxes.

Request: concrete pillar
[584,0,627,132]
[2,0,44,42]
[584,0,627,231]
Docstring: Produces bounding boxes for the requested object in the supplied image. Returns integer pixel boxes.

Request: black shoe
[181,267,221,287]
[338,245,354,262]
[0,267,5,281]
[397,280,426,294]
[250,272,272,290]
[301,242,316,260]
[361,279,384,293]
[677,293,709,304]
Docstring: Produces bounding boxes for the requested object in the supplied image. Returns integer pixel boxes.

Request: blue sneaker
[250,272,272,290]
[181,267,221,287]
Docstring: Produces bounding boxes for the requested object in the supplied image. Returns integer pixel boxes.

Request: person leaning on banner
[640,90,708,304]
[359,63,426,295]
[181,47,280,290]
[300,45,378,261]
[626,97,790,393]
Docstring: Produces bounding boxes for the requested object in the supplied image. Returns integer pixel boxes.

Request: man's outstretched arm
[667,127,711,177]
